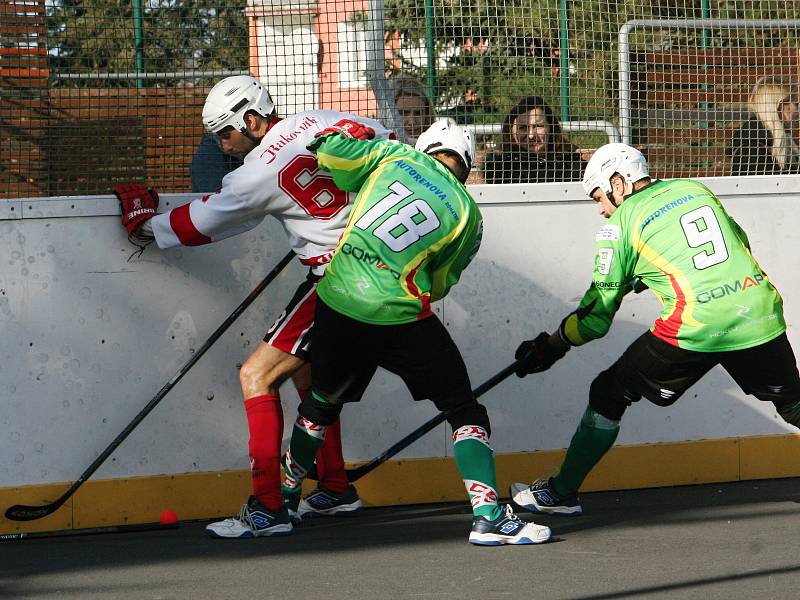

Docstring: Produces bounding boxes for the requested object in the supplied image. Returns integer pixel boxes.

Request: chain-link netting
[3,0,800,198]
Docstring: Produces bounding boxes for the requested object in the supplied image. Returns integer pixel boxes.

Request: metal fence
[3,0,800,198]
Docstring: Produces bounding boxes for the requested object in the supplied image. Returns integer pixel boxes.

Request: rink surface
[2,477,799,600]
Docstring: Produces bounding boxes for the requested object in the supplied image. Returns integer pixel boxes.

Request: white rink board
[1,177,798,487]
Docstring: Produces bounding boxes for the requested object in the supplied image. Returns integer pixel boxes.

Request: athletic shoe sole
[205,523,293,538]
[469,526,552,546]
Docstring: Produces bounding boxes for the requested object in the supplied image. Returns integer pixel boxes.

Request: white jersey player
[150,109,388,273]
[115,75,393,538]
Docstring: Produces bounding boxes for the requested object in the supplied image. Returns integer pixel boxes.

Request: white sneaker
[468,504,552,546]
[510,478,583,516]
[205,496,293,538]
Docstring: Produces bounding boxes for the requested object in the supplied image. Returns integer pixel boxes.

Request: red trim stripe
[299,252,334,266]
[269,289,317,355]
[169,204,212,246]
[404,261,433,320]
[652,271,685,347]
[417,295,432,320]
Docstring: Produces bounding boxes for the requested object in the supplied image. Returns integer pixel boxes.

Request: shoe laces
[530,478,549,492]
[503,504,522,522]
[237,501,258,530]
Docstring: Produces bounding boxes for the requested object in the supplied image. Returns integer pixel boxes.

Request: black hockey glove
[514,332,570,377]
[632,277,649,294]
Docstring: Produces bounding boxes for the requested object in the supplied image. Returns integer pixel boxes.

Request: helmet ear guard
[414,118,476,174]
[202,75,275,134]
[582,142,650,197]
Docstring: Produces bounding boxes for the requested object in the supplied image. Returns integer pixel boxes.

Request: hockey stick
[306,359,522,483]
[343,359,521,482]
[0,522,178,541]
[5,250,295,522]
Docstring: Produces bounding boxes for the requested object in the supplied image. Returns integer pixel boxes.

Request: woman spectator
[388,74,435,145]
[730,78,800,176]
[483,95,585,184]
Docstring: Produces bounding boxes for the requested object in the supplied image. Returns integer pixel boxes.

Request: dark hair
[501,95,576,155]
[388,74,434,116]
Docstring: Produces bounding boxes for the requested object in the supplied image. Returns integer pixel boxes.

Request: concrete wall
[1,176,798,491]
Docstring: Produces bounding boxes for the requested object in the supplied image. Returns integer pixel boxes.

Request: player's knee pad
[298,392,342,427]
[775,398,800,429]
[580,404,621,431]
[589,368,639,421]
[433,394,491,436]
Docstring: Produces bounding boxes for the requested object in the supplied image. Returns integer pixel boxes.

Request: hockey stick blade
[5,501,67,522]
[4,250,295,522]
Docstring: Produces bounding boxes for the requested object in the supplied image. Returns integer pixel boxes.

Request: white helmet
[414,118,476,172]
[582,143,650,196]
[202,75,275,134]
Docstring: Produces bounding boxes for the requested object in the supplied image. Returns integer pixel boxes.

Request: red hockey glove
[114,183,159,238]
[514,331,570,377]
[307,119,376,152]
[318,119,376,141]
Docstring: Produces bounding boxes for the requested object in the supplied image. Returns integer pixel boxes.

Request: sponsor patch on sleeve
[596,224,620,241]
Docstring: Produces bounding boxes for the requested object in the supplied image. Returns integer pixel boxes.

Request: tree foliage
[384,0,800,126]
[385,0,566,121]
[47,0,249,87]
[43,0,800,111]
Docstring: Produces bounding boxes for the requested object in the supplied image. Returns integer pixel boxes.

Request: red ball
[159,509,179,525]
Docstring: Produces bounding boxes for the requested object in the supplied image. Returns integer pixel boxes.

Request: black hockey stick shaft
[0,522,178,541]
[343,359,522,482]
[5,250,295,522]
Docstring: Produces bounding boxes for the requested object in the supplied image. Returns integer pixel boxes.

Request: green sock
[281,403,327,496]
[452,426,502,520]
[552,406,620,498]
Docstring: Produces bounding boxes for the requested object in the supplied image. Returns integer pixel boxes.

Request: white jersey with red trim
[150,110,392,271]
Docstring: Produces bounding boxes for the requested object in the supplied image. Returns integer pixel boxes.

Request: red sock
[316,419,348,493]
[297,387,348,493]
[244,394,283,512]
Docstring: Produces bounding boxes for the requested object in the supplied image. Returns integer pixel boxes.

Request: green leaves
[47,0,248,87]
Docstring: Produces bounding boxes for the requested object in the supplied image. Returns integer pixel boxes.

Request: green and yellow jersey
[313,135,483,325]
[562,179,785,351]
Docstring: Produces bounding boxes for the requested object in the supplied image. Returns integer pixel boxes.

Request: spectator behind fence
[729,78,800,176]
[190,132,244,192]
[387,74,435,144]
[483,95,586,184]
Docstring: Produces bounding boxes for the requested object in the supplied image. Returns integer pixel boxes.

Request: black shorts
[608,331,800,409]
[311,299,473,405]
[262,272,319,360]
